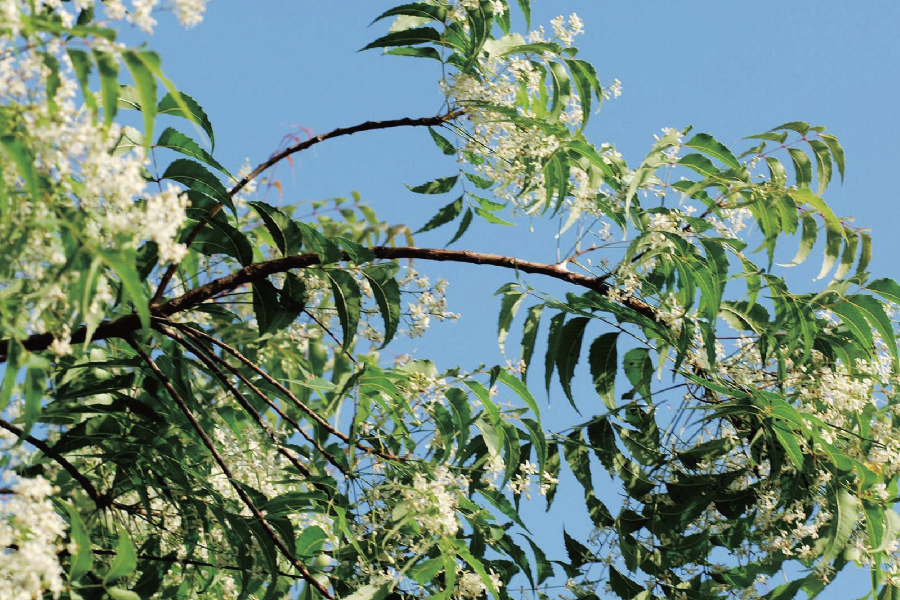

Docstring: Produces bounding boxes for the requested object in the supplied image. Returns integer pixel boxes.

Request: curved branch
[150,110,465,305]
[1,246,657,360]
[0,418,109,507]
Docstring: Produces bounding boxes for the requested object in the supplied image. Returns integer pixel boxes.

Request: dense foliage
[2,2,899,600]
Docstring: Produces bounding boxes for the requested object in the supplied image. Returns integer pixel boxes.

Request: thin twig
[127,338,333,598]
[151,110,465,305]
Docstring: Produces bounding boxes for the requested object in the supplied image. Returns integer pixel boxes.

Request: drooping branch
[150,110,465,305]
[127,338,333,598]
[0,418,109,507]
[1,246,657,360]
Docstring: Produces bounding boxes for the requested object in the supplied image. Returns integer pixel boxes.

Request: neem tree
[2,2,899,600]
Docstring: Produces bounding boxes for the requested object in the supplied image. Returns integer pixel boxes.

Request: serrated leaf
[417,196,463,234]
[193,219,253,266]
[685,133,740,169]
[544,312,565,395]
[66,506,93,580]
[833,228,858,281]
[496,285,525,354]
[156,127,231,178]
[294,222,342,264]
[251,278,303,336]
[464,171,493,189]
[771,421,804,469]
[363,264,401,347]
[780,212,818,267]
[820,133,845,182]
[327,270,362,351]
[815,215,844,280]
[407,175,458,195]
[495,368,540,421]
[848,295,899,369]
[249,201,303,257]
[787,147,813,188]
[93,50,118,127]
[67,49,96,116]
[342,583,391,600]
[447,207,473,245]
[157,91,215,149]
[588,332,618,410]
[428,126,456,155]
[100,249,150,332]
[520,304,542,384]
[163,159,233,213]
[104,525,137,584]
[122,50,158,152]
[363,26,441,50]
[563,58,602,128]
[857,232,872,274]
[555,316,589,412]
[623,347,653,400]
[473,204,513,225]
[820,489,860,564]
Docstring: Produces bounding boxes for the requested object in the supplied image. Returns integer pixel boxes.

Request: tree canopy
[1,2,899,600]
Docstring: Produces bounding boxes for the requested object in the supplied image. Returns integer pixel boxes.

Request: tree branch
[1,246,657,360]
[0,418,109,508]
[150,111,465,305]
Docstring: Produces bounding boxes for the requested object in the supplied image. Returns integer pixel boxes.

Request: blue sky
[137,2,900,596]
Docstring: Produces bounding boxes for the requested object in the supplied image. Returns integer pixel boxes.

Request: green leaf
[408,557,444,585]
[447,207,473,245]
[520,535,554,585]
[193,219,253,266]
[857,232,872,274]
[106,588,141,600]
[67,49,97,116]
[544,312,565,394]
[428,127,456,155]
[342,583,391,600]
[122,50,158,152]
[163,159,233,213]
[807,138,833,195]
[685,133,740,169]
[104,525,137,584]
[588,332,618,410]
[771,421,804,469]
[371,2,449,24]
[820,133,845,182]
[156,127,231,178]
[100,249,150,332]
[833,228,858,281]
[520,304,542,384]
[0,135,39,200]
[563,58,602,128]
[819,489,860,564]
[464,172,494,190]
[417,196,463,234]
[473,204,513,226]
[780,212,817,267]
[496,284,525,354]
[327,270,362,351]
[815,213,843,280]
[866,278,900,305]
[252,279,303,336]
[66,506,93,580]
[249,201,303,257]
[157,91,216,149]
[407,175,458,194]
[93,50,119,127]
[609,567,644,600]
[623,347,653,400]
[363,264,401,347]
[294,526,328,557]
[294,222,342,264]
[363,27,442,50]
[555,316,589,412]
[495,368,541,421]
[787,147,813,188]
[847,295,899,369]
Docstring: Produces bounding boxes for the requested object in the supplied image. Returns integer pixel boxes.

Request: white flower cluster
[401,466,467,537]
[0,0,206,34]
[0,477,67,600]
[401,269,458,338]
[454,569,503,600]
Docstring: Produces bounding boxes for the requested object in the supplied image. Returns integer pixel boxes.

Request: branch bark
[1,246,657,361]
[150,110,465,305]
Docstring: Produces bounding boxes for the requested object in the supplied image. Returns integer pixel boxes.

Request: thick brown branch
[150,111,464,305]
[127,338,333,598]
[1,246,656,360]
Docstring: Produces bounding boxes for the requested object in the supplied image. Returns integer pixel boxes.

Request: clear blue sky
[139,2,900,597]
